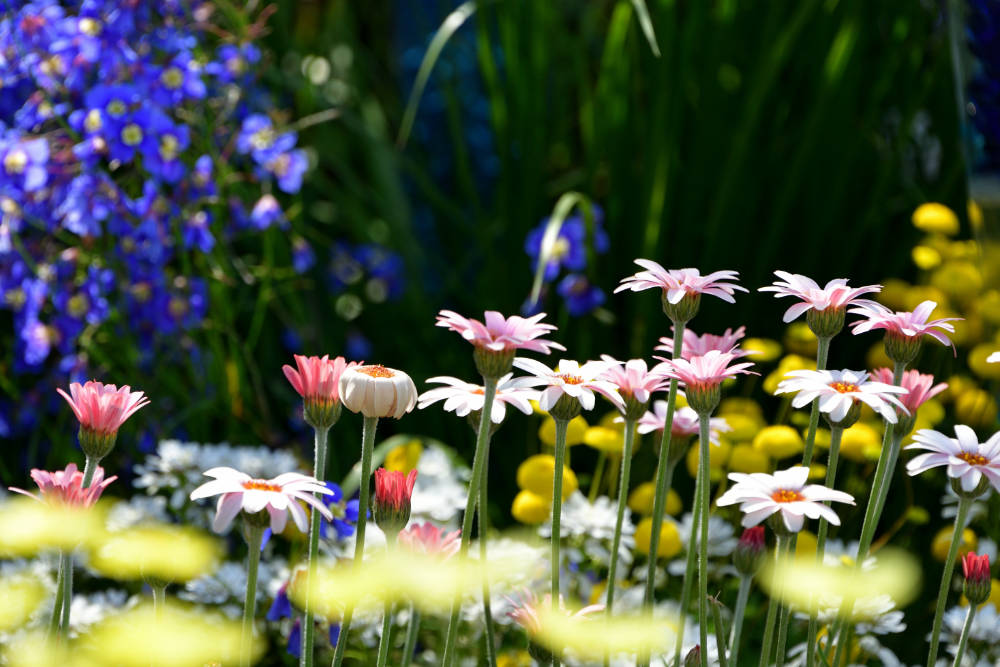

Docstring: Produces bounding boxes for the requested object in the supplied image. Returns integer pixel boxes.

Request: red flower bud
[373,468,417,536]
[962,552,992,605]
[733,525,766,576]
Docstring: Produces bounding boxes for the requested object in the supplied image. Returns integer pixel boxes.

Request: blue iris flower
[557,274,606,316]
[524,206,609,282]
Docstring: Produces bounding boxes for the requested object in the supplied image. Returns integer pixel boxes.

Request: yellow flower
[912,202,959,235]
[931,526,976,563]
[627,482,681,516]
[728,444,769,473]
[686,438,732,480]
[838,422,882,463]
[808,463,826,480]
[968,200,984,231]
[718,413,763,442]
[783,323,818,357]
[919,398,946,426]
[538,415,589,447]
[912,246,942,270]
[954,389,998,428]
[752,425,803,460]
[969,344,1000,380]
[943,308,981,347]
[865,342,892,370]
[384,440,422,473]
[942,375,976,403]
[878,279,911,311]
[931,262,982,302]
[516,455,578,500]
[511,490,550,524]
[583,426,626,454]
[634,517,682,559]
[977,290,1000,325]
[906,506,929,524]
[763,355,816,394]
[812,428,831,450]
[742,338,782,363]
[794,530,817,560]
[719,397,765,421]
[497,650,533,667]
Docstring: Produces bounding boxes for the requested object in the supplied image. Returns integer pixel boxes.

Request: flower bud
[548,393,583,422]
[823,400,862,430]
[685,384,721,416]
[339,365,418,419]
[373,468,417,537]
[949,475,991,500]
[805,306,845,339]
[683,644,701,667]
[883,332,922,366]
[473,346,515,379]
[733,526,767,576]
[662,291,701,325]
[962,552,992,605]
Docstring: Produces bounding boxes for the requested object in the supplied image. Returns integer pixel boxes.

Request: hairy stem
[301,425,330,667]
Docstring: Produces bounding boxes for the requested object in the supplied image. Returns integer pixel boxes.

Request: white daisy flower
[906,425,1000,495]
[774,369,909,424]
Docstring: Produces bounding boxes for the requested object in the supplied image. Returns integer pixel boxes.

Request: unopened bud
[373,468,417,537]
[962,552,992,605]
[805,306,845,339]
[733,526,767,576]
[683,644,701,667]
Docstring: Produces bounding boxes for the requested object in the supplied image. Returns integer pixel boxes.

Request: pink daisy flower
[598,356,671,405]
[870,367,947,414]
[398,522,461,559]
[435,310,565,355]
[417,373,535,424]
[849,300,960,350]
[509,358,625,413]
[506,589,605,636]
[655,350,757,393]
[906,425,1000,495]
[614,260,747,304]
[774,369,909,424]
[636,402,730,444]
[189,467,334,534]
[283,354,358,428]
[654,326,749,360]
[759,271,881,323]
[717,466,856,533]
[8,463,117,508]
[57,381,149,437]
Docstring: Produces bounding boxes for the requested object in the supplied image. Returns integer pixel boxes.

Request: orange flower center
[829,382,859,394]
[771,489,804,503]
[242,480,282,492]
[957,451,989,466]
[557,374,584,385]
[358,365,395,378]
[471,388,485,395]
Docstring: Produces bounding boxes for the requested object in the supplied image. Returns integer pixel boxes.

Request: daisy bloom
[614,260,747,322]
[417,373,535,424]
[506,589,605,636]
[774,369,909,426]
[189,467,334,534]
[282,354,358,429]
[9,463,117,508]
[338,365,418,419]
[510,358,624,420]
[373,468,417,535]
[849,300,960,363]
[398,522,460,559]
[906,425,1000,496]
[57,381,150,461]
[759,271,881,337]
[655,325,749,361]
[655,350,757,414]
[598,356,671,418]
[717,466,855,533]
[637,402,731,445]
[870,367,946,428]
[436,309,565,377]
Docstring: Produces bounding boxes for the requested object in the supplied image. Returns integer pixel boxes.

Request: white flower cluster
[179,557,290,619]
[668,512,738,578]
[409,443,472,526]
[539,492,634,566]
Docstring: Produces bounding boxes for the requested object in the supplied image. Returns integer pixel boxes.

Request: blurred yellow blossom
[686,438,732,480]
[969,344,1000,379]
[783,324,818,357]
[497,651,533,667]
[583,426,625,454]
[719,413,764,442]
[517,455,578,500]
[906,506,930,524]
[943,375,977,403]
[384,440,422,473]
[728,444,770,474]
[902,286,948,312]
[88,524,221,583]
[743,338,782,363]
[794,531,817,560]
[0,577,46,632]
[932,526,976,562]
[752,425,803,460]
[968,200,983,231]
[634,517,681,559]
[838,422,882,463]
[718,397,765,421]
[912,246,942,270]
[865,342,892,370]
[912,202,959,235]
[978,290,1000,325]
[954,389,998,428]
[512,490,550,524]
[930,262,982,302]
[878,279,911,311]
[539,416,588,447]
[808,463,826,480]
[628,482,681,516]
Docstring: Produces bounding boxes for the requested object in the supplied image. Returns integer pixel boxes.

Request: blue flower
[182,212,215,253]
[0,137,49,193]
[319,481,359,540]
[266,584,292,621]
[249,194,285,230]
[292,237,316,274]
[524,206,608,282]
[557,274,605,316]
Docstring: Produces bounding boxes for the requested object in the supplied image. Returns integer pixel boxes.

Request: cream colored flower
[338,365,418,419]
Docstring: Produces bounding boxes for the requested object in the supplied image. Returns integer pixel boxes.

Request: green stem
[301,426,330,667]
[709,595,730,667]
[551,418,569,603]
[643,323,686,612]
[605,418,637,614]
[48,552,67,638]
[400,603,420,667]
[152,583,167,619]
[59,552,72,636]
[376,534,397,667]
[332,415,380,667]
[480,432,497,667]
[673,491,701,667]
[589,451,607,504]
[241,523,264,667]
[697,413,712,667]
[800,336,831,467]
[759,535,791,667]
[80,456,98,489]
[441,377,498,667]
[927,496,973,667]
[729,576,752,666]
[950,603,976,667]
[806,426,843,667]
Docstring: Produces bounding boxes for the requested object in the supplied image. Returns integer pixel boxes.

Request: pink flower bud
[962,552,992,605]
[373,468,417,536]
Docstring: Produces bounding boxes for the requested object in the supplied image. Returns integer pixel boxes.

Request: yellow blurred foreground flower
[517,455,578,499]
[0,496,106,556]
[759,547,921,615]
[533,607,678,662]
[912,203,959,235]
[0,576,46,632]
[88,523,221,583]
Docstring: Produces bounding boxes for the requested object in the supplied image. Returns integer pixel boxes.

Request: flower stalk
[375,533,398,667]
[729,575,752,666]
[799,335,831,467]
[695,412,713,667]
[241,522,264,667]
[759,534,791,667]
[301,425,330,667]
[400,603,420,667]
[605,417,637,614]
[48,552,67,637]
[926,496,972,667]
[951,603,976,667]
[479,431,498,667]
[551,416,569,608]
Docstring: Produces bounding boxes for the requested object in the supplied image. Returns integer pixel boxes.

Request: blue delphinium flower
[557,274,606,316]
[292,237,316,274]
[320,481,359,540]
[523,206,609,282]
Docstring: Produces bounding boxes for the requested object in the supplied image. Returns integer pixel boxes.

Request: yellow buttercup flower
[384,440,422,473]
[718,397,765,421]
[932,526,976,563]
[878,279,911,311]
[742,338,782,363]
[912,246,942,270]
[627,482,681,516]
[954,389,998,428]
[728,444,769,474]
[686,438,732,480]
[719,413,764,442]
[942,375,976,404]
[794,530,817,560]
[838,422,882,463]
[783,324,818,357]
[752,425,803,460]
[902,286,948,312]
[969,344,1000,380]
[497,650,533,667]
[516,455,578,500]
[808,463,826,480]
[538,415,589,447]
[918,398,945,426]
[931,262,982,302]
[912,202,959,235]
[583,426,626,454]
[511,490,550,524]
[763,355,816,394]
[812,428,832,450]
[634,517,681,559]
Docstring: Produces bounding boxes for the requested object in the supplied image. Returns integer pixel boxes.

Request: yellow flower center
[161,67,184,89]
[957,451,989,466]
[358,365,395,378]
[771,489,804,503]
[160,134,179,160]
[829,382,859,394]
[557,374,584,385]
[84,109,102,133]
[4,150,27,174]
[121,124,143,146]
[242,480,282,492]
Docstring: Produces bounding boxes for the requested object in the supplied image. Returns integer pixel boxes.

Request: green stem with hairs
[805,426,843,667]
[241,523,264,667]
[400,603,420,667]
[375,533,398,667]
[480,431,497,667]
[301,425,331,667]
[729,575,752,666]
[332,415,380,667]
[441,377,498,667]
[673,492,702,667]
[800,336,831,467]
[759,535,791,667]
[696,413,712,667]
[950,603,976,667]
[927,496,973,667]
[709,595,730,667]
[551,417,569,604]
[605,418,637,614]
[48,552,67,638]
[59,552,72,635]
